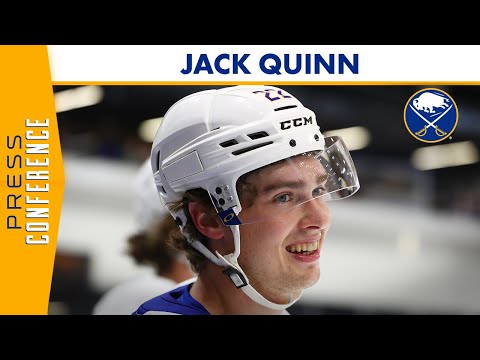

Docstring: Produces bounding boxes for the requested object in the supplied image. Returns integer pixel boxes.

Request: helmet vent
[232,142,273,156]
[220,139,238,148]
[247,131,269,140]
[274,105,298,112]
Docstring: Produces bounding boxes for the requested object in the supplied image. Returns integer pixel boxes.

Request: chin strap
[175,208,302,311]
[218,251,302,311]
[217,226,302,311]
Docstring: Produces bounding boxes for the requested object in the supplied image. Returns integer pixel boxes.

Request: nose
[298,197,330,230]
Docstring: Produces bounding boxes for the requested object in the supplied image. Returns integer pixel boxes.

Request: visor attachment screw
[289,139,296,147]
[314,134,319,141]
[219,198,225,206]
[215,187,222,194]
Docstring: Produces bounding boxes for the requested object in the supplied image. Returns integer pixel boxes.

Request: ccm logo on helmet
[280,116,313,130]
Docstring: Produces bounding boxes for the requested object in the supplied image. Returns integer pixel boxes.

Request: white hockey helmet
[132,158,169,232]
[151,85,358,220]
[150,85,359,310]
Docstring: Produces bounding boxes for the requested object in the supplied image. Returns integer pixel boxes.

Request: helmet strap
[178,209,302,311]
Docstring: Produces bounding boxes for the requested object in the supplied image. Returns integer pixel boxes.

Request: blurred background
[48,85,480,315]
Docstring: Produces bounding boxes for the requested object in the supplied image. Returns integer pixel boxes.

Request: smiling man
[133,85,360,315]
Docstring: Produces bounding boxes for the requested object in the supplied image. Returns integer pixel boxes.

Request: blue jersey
[132,282,210,315]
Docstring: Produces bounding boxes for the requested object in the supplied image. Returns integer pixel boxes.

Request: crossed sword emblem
[409,104,452,137]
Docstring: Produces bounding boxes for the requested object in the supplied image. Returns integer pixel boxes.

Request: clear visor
[227,136,360,225]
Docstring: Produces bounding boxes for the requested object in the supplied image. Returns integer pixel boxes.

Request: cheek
[239,220,290,254]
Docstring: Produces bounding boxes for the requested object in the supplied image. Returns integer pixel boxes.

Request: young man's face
[235,153,331,304]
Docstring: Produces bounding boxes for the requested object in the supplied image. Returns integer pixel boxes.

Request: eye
[274,194,291,204]
[312,186,326,197]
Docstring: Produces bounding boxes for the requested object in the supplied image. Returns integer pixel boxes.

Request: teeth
[287,241,318,253]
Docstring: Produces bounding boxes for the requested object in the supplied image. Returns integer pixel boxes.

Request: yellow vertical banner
[0,46,64,314]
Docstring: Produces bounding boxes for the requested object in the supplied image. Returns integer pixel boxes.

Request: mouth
[285,239,319,256]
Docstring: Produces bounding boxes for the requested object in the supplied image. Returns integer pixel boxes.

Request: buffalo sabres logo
[404,88,458,143]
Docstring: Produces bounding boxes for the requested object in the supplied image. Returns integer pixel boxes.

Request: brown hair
[161,172,259,273]
[164,189,212,273]
[127,216,188,276]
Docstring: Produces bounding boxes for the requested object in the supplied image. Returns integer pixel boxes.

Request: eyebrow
[261,174,328,194]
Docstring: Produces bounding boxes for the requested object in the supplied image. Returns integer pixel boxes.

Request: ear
[188,202,226,240]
